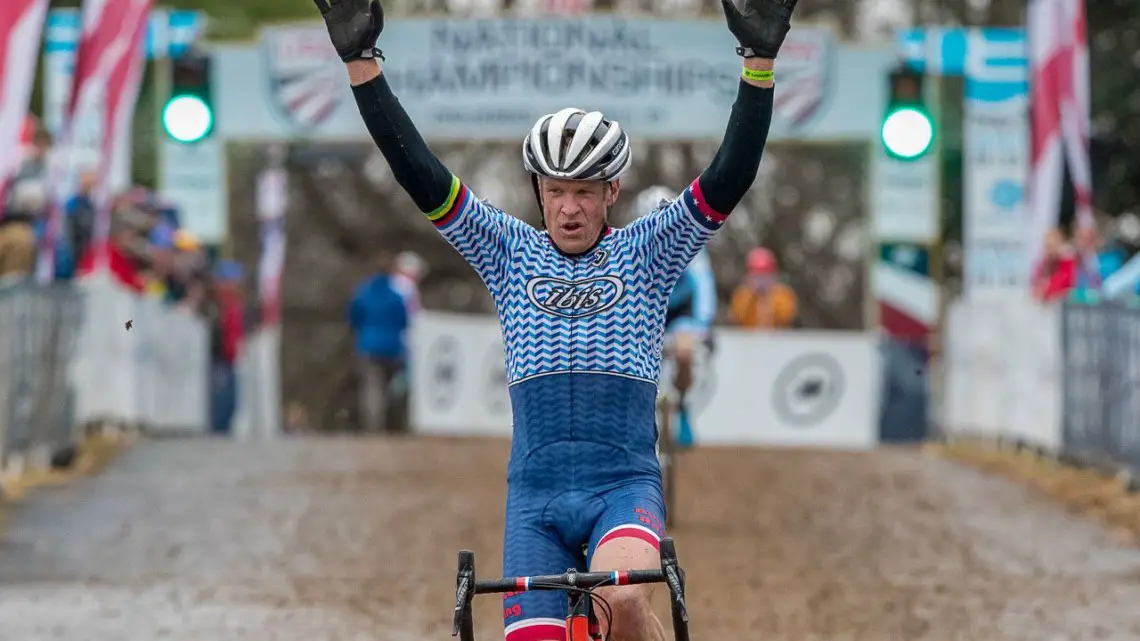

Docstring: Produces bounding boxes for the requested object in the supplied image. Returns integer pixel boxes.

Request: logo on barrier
[483,341,510,416]
[263,28,344,130]
[427,335,462,411]
[771,353,844,427]
[525,275,626,319]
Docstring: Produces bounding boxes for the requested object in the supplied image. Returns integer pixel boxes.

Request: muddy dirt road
[2,437,1140,641]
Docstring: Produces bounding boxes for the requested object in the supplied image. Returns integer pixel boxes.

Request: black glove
[313,0,385,62]
[720,0,798,59]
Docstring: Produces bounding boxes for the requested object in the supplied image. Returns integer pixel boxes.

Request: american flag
[1027,0,1093,277]
[0,0,49,208]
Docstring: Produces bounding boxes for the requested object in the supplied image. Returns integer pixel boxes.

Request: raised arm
[313,0,533,291]
[629,0,796,286]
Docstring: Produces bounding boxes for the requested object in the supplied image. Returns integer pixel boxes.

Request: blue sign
[44,8,204,60]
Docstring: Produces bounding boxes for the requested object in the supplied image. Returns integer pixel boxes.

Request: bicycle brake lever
[663,564,689,623]
[452,574,470,636]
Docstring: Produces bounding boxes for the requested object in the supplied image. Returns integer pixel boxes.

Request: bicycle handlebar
[474,568,666,594]
[453,538,689,641]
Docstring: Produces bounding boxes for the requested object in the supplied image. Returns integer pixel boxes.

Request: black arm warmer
[697,81,775,215]
[352,73,454,213]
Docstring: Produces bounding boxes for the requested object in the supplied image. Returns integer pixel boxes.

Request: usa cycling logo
[262,27,344,130]
[772,29,835,130]
[525,276,625,319]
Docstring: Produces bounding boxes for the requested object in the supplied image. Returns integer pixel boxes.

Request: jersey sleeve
[625,178,727,289]
[429,174,535,293]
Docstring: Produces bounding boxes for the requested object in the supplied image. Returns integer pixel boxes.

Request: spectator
[392,250,427,316]
[0,180,44,280]
[179,275,211,316]
[209,260,246,435]
[349,251,410,434]
[729,247,798,329]
[144,223,178,301]
[63,169,99,265]
[77,213,147,292]
[1031,227,1077,303]
[4,128,52,209]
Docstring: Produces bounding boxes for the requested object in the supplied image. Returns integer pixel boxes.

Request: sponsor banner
[214,18,893,141]
[895,27,1031,297]
[410,311,879,448]
[963,29,1030,298]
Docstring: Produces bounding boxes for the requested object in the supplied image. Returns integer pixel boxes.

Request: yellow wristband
[742,67,774,83]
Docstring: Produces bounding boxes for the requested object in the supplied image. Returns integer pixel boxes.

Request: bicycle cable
[530,580,615,641]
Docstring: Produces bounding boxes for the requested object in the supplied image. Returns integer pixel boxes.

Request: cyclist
[312,1,798,639]
[634,187,717,449]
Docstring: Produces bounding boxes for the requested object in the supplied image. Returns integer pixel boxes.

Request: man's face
[78,170,98,194]
[540,177,617,255]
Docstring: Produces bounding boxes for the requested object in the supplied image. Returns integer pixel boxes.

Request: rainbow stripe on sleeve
[426,175,471,229]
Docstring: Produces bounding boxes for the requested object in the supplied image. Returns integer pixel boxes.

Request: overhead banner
[214,18,893,141]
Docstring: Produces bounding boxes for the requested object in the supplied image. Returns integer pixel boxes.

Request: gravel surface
[2,437,1140,641]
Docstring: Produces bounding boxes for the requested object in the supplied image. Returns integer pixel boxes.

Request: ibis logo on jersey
[526,276,626,319]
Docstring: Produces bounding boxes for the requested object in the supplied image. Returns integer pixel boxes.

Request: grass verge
[925,440,1140,546]
[0,431,133,529]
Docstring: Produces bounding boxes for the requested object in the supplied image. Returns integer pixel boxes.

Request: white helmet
[522,107,632,182]
[634,185,677,218]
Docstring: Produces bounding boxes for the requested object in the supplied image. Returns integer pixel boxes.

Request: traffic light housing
[881,65,934,161]
[162,50,214,144]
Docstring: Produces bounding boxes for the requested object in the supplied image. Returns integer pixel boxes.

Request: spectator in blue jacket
[349,251,409,434]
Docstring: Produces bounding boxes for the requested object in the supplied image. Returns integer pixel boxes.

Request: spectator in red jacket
[1032,227,1077,302]
[77,217,147,293]
[209,260,246,434]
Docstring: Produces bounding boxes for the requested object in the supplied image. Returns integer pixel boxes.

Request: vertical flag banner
[1027,0,1093,279]
[256,145,288,327]
[40,0,153,279]
[962,29,1030,298]
[0,0,50,206]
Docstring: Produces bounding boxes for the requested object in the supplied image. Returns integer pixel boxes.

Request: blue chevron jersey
[430,174,726,639]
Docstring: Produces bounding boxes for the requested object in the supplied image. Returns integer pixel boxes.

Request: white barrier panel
[70,273,209,433]
[233,325,283,440]
[942,297,1062,451]
[409,312,511,437]
[411,311,880,449]
[693,330,879,449]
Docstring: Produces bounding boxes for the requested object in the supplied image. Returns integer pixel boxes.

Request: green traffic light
[880,106,934,160]
[162,94,213,143]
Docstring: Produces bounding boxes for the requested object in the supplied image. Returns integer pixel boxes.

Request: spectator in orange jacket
[729,247,798,329]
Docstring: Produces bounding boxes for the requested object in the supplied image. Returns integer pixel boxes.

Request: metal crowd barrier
[1061,302,1140,475]
[0,280,84,473]
[0,273,213,483]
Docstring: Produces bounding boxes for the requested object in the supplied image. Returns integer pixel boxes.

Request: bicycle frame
[452,538,691,641]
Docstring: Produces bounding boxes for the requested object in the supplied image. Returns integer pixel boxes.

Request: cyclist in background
[634,186,717,448]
